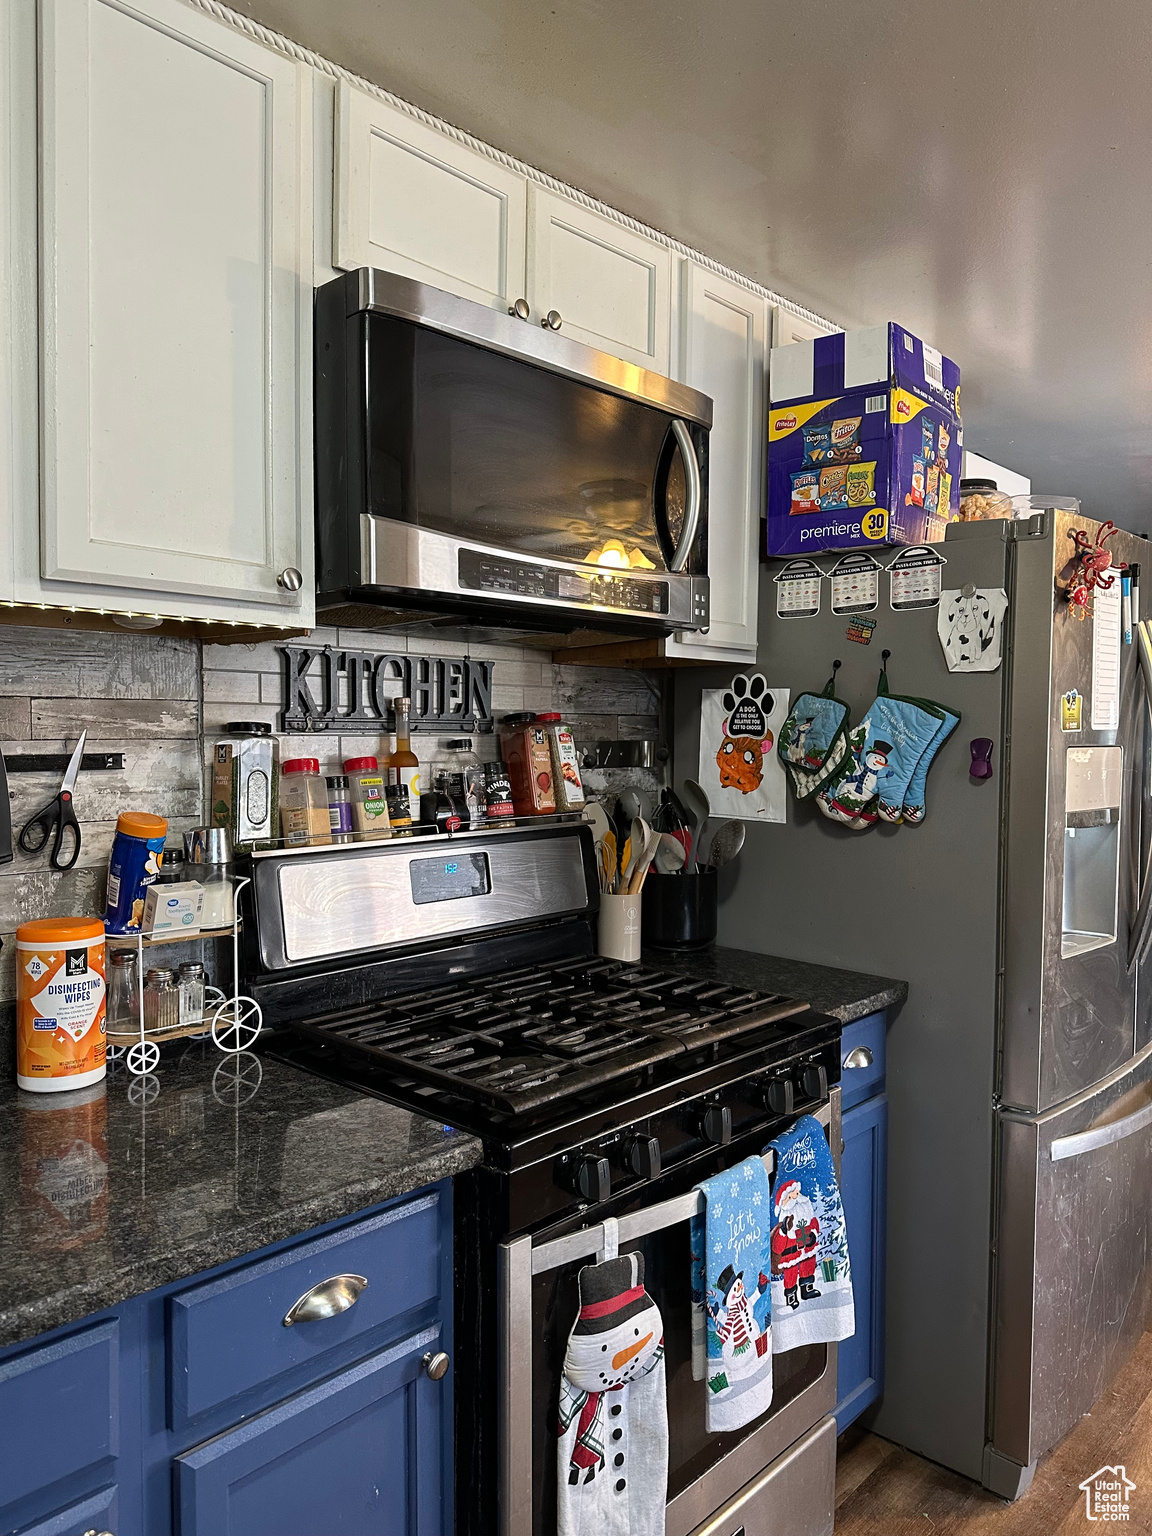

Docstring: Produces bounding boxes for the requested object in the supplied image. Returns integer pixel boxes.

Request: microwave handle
[668,418,701,573]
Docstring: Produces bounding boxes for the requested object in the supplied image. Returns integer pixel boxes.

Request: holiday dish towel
[557,1250,668,1536]
[765,1115,855,1353]
[689,1157,774,1431]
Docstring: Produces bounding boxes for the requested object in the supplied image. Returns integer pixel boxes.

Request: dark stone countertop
[0,1032,481,1352]
[645,944,906,1024]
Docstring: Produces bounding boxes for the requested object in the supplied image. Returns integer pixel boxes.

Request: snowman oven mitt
[816,661,944,828]
[557,1251,667,1536]
[777,664,850,800]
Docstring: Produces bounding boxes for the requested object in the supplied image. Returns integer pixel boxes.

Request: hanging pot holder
[778,662,850,801]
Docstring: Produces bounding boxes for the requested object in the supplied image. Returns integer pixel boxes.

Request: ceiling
[239,0,1152,528]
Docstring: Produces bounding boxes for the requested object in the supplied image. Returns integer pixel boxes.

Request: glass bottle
[445,738,486,825]
[108,950,140,1032]
[386,697,421,819]
[177,962,206,1028]
[143,967,179,1032]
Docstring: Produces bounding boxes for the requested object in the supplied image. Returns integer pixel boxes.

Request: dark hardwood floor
[836,1331,1152,1533]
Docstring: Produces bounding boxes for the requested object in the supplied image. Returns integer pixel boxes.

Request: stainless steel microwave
[314,270,712,633]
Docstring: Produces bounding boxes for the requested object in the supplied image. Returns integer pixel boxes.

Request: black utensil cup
[641,868,718,949]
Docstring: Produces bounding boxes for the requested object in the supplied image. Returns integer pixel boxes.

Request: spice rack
[105,875,262,1076]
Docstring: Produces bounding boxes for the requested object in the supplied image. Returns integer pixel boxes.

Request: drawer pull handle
[283,1273,368,1326]
[422,1350,451,1380]
[844,1046,874,1069]
[83,1529,115,1536]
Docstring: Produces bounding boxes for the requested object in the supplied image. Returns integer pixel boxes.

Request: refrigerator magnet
[846,615,878,645]
[828,552,882,615]
[1061,689,1083,732]
[773,557,824,618]
[887,546,947,611]
[700,674,789,823]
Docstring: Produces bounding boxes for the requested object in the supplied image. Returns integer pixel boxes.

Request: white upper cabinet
[671,263,768,660]
[771,306,833,351]
[37,0,314,621]
[333,81,527,312]
[526,187,671,372]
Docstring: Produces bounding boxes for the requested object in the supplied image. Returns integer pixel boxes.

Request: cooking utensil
[18,731,86,870]
[601,830,618,894]
[681,778,712,871]
[654,833,687,876]
[706,820,746,869]
[629,823,664,893]
[618,787,654,826]
[584,802,611,846]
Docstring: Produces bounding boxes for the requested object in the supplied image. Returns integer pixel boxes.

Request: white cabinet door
[39,0,313,617]
[771,306,833,350]
[672,263,767,659]
[527,186,671,372]
[333,81,527,312]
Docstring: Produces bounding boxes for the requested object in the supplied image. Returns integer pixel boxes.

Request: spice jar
[959,479,1013,522]
[108,950,140,1032]
[105,812,168,934]
[280,759,332,846]
[484,760,514,819]
[143,967,179,1032]
[343,756,391,838]
[178,962,206,1028]
[536,713,586,811]
[326,775,353,843]
[157,844,186,885]
[498,714,556,816]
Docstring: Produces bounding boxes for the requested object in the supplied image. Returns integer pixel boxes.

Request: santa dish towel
[765,1115,855,1353]
[557,1250,667,1536]
[689,1156,774,1431]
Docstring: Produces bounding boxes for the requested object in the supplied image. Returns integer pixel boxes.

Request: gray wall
[673,539,1010,1480]
[0,621,660,1000]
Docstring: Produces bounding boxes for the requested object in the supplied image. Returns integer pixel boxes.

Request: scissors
[19,732,85,870]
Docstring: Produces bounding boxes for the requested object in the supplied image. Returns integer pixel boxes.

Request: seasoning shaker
[143,967,179,1032]
[536,712,586,811]
[184,826,234,929]
[108,950,140,1031]
[177,961,206,1028]
[210,722,278,850]
[326,775,353,843]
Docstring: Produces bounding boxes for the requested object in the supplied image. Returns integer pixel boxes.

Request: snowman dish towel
[557,1251,667,1536]
[765,1115,855,1353]
[689,1157,775,1431]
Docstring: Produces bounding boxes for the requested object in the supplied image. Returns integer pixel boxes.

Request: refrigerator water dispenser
[1062,746,1123,959]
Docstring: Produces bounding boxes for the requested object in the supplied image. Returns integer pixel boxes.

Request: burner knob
[577,1155,612,1203]
[702,1105,732,1147]
[626,1136,661,1180]
[765,1076,795,1116]
[802,1063,829,1101]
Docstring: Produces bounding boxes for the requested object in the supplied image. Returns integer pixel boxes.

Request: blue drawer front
[14,1484,118,1536]
[169,1191,443,1428]
[0,1321,118,1511]
[840,1011,886,1109]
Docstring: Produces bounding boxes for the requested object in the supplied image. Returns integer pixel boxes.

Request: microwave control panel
[458,550,669,615]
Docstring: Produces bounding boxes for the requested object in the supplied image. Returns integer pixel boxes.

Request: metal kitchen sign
[279,646,495,733]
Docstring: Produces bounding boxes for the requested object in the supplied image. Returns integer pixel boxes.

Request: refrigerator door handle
[1051,1096,1152,1161]
[1126,621,1152,971]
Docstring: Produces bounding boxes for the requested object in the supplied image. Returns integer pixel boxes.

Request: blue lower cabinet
[835,1091,888,1431]
[12,1485,118,1536]
[177,1327,446,1536]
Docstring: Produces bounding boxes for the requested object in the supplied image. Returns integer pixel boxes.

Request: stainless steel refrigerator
[673,509,1152,1496]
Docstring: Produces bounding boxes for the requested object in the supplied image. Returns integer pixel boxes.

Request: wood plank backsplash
[0,623,660,1001]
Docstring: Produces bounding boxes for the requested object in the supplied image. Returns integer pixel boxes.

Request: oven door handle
[669,418,701,573]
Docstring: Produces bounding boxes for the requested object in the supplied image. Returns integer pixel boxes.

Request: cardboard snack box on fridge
[766,323,961,557]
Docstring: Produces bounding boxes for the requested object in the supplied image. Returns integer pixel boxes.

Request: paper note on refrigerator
[1091,582,1122,730]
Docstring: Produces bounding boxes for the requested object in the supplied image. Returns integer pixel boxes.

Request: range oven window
[364,314,692,573]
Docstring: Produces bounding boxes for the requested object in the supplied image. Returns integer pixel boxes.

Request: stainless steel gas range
[248,821,842,1536]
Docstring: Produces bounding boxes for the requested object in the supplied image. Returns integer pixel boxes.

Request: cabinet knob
[283,1273,368,1326]
[541,309,563,331]
[277,566,303,591]
[422,1350,451,1380]
[83,1530,115,1536]
[844,1046,874,1069]
[509,297,531,321]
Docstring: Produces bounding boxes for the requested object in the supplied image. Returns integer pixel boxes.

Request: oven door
[498,1095,840,1536]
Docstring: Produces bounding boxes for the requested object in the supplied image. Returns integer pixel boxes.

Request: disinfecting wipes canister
[16,917,107,1092]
